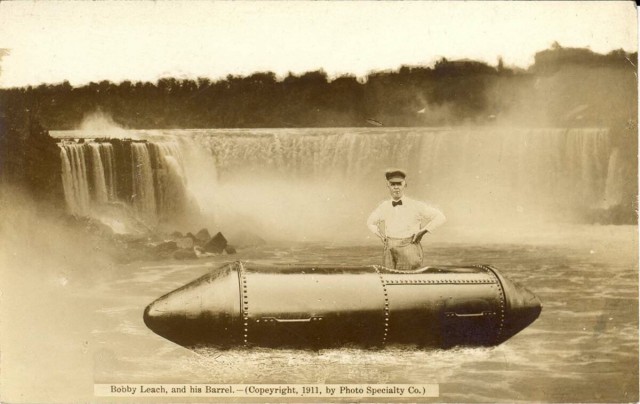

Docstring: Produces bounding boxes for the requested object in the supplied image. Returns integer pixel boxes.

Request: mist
[155,126,621,244]
[0,187,113,402]
[76,110,135,139]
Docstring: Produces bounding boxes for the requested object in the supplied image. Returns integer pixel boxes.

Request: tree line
[1,45,636,131]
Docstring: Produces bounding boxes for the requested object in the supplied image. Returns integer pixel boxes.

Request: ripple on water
[91,234,638,402]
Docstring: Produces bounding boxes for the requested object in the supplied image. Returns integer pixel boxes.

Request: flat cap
[385,169,407,180]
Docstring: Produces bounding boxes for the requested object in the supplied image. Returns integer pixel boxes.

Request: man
[367,169,446,270]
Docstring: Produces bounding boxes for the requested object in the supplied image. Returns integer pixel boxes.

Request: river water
[79,226,636,402]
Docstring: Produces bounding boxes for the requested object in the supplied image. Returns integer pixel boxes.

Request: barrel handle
[259,316,323,323]
[445,311,495,318]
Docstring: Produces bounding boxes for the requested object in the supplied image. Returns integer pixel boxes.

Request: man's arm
[412,204,446,243]
[367,204,386,242]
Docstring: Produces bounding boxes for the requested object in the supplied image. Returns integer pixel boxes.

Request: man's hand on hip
[412,229,429,244]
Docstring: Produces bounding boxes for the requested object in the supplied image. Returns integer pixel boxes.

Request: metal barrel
[143,262,541,348]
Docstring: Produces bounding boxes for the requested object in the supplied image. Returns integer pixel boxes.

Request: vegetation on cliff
[0,109,63,205]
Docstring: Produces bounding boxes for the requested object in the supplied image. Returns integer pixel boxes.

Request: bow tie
[392,200,403,207]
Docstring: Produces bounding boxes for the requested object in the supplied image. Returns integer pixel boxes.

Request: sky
[0,1,637,88]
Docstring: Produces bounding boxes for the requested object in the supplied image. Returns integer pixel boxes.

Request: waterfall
[99,143,117,201]
[131,143,157,225]
[149,141,191,223]
[59,143,91,216]
[177,128,613,212]
[56,139,192,230]
[54,127,631,238]
[60,146,79,215]
[88,143,109,204]
[603,148,628,210]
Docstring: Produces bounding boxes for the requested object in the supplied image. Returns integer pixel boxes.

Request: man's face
[387,177,406,200]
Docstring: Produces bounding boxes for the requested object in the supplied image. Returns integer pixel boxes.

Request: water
[74,226,636,402]
[2,127,635,402]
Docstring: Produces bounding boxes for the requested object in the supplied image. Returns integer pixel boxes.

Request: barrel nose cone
[143,288,224,347]
[143,303,154,325]
[497,274,542,342]
[142,300,162,329]
[143,302,157,333]
[143,297,179,342]
[142,264,241,347]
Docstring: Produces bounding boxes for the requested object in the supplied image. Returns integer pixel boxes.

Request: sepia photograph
[0,1,637,402]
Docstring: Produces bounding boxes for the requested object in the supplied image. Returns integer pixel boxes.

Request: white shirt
[367,196,446,239]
